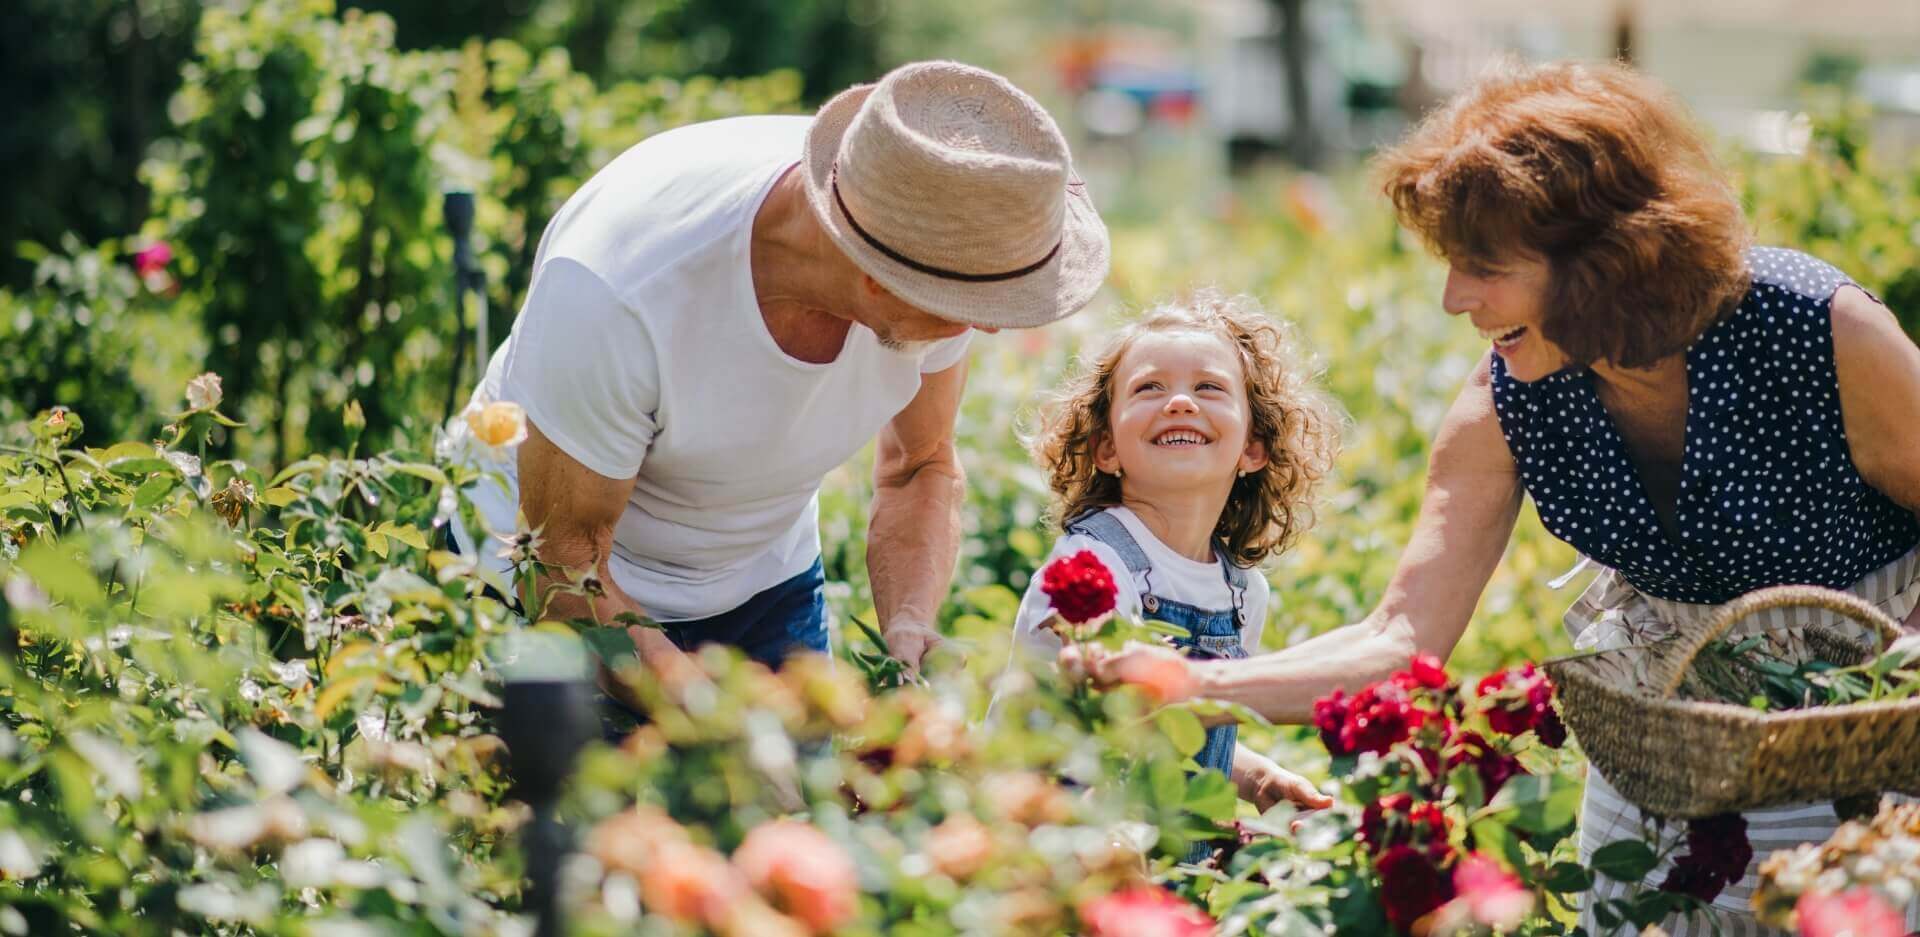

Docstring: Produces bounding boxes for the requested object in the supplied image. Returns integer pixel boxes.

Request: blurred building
[1193,0,1920,167]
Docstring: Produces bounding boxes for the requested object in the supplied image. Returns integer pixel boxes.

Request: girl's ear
[1092,430,1121,476]
[1238,436,1270,476]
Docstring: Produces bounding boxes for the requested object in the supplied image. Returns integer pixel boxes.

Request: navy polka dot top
[1491,247,1920,604]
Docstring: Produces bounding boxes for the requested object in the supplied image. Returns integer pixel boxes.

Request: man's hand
[867,362,968,684]
[1232,748,1334,812]
[882,621,956,675]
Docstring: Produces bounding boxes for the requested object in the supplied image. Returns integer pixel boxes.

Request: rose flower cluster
[1308,656,1566,932]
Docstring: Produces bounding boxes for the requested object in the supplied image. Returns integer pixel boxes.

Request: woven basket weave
[1545,585,1920,819]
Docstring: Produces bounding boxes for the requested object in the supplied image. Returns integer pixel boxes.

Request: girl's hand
[1232,749,1334,812]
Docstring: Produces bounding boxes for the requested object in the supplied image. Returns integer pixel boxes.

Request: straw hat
[803,61,1110,329]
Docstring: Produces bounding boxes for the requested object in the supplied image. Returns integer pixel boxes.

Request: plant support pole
[443,191,487,418]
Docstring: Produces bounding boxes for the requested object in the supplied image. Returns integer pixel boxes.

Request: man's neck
[1119,488,1231,564]
[750,168,855,364]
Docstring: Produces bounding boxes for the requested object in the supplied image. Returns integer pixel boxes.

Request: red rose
[1536,707,1567,748]
[1040,550,1118,625]
[1798,889,1906,937]
[1658,812,1751,904]
[1375,845,1456,933]
[1475,664,1561,744]
[1315,680,1449,758]
[1392,653,1452,691]
[1312,689,1351,749]
[1358,793,1452,861]
[1446,731,1524,801]
[1079,886,1212,937]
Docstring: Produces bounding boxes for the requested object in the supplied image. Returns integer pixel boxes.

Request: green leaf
[579,626,637,667]
[386,461,450,487]
[1139,618,1193,640]
[1544,861,1596,894]
[1487,772,1579,835]
[269,457,329,487]
[1155,706,1207,758]
[132,475,176,509]
[106,457,177,477]
[1470,818,1528,871]
[1181,769,1238,823]
[1589,840,1659,882]
[1186,697,1273,728]
[18,546,105,608]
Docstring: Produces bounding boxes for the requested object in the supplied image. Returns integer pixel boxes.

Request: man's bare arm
[868,360,969,673]
[517,420,690,672]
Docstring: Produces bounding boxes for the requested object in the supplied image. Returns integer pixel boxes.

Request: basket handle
[1654,585,1904,699]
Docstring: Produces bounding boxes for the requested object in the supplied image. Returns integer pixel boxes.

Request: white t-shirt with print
[457,115,971,622]
[1006,505,1269,661]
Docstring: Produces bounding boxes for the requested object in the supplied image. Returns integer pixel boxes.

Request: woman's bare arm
[1831,286,1920,628]
[1184,357,1524,723]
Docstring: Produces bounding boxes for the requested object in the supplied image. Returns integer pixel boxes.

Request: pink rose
[1451,852,1533,930]
[1079,886,1212,937]
[1797,888,1905,937]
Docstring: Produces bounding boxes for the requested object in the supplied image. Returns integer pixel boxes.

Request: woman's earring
[1112,467,1124,479]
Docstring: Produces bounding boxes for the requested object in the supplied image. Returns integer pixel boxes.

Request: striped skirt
[1561,545,1920,936]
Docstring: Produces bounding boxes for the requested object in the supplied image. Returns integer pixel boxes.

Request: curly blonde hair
[1032,290,1340,567]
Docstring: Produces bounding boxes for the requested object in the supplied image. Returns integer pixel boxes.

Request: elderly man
[459,61,1109,684]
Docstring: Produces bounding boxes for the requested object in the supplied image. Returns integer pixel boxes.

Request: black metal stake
[442,191,486,421]
[499,678,594,937]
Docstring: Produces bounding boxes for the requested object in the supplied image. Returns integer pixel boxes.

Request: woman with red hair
[1075,60,1920,933]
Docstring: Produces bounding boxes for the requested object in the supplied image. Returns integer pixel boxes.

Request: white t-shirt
[1006,506,1269,661]
[458,116,971,621]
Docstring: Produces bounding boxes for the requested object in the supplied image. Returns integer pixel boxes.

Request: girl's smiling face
[1094,329,1268,496]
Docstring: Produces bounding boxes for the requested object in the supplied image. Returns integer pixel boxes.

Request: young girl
[1005,290,1340,830]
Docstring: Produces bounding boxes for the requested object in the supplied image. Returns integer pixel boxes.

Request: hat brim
[802,84,1111,330]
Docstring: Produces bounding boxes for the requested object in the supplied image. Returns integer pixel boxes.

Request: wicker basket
[1544,585,1920,819]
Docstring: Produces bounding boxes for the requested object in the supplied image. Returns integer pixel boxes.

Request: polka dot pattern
[1491,247,1920,604]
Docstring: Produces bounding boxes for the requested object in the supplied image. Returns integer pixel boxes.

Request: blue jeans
[598,558,828,741]
[659,558,829,666]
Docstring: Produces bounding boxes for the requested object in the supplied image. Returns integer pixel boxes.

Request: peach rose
[983,772,1073,827]
[464,399,527,449]
[926,815,994,880]
[732,820,858,934]
[584,805,687,881]
[639,840,748,928]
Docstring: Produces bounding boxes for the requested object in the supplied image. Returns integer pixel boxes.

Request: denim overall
[1065,511,1250,861]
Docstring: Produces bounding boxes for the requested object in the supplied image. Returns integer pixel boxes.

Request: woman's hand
[1058,641,1196,704]
[1231,747,1334,812]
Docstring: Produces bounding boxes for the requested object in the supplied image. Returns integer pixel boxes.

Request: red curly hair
[1376,59,1752,369]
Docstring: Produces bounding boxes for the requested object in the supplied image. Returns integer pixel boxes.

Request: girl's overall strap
[1215,545,1250,630]
[1062,509,1153,577]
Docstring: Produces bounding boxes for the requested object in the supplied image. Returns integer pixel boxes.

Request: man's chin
[876,337,932,356]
